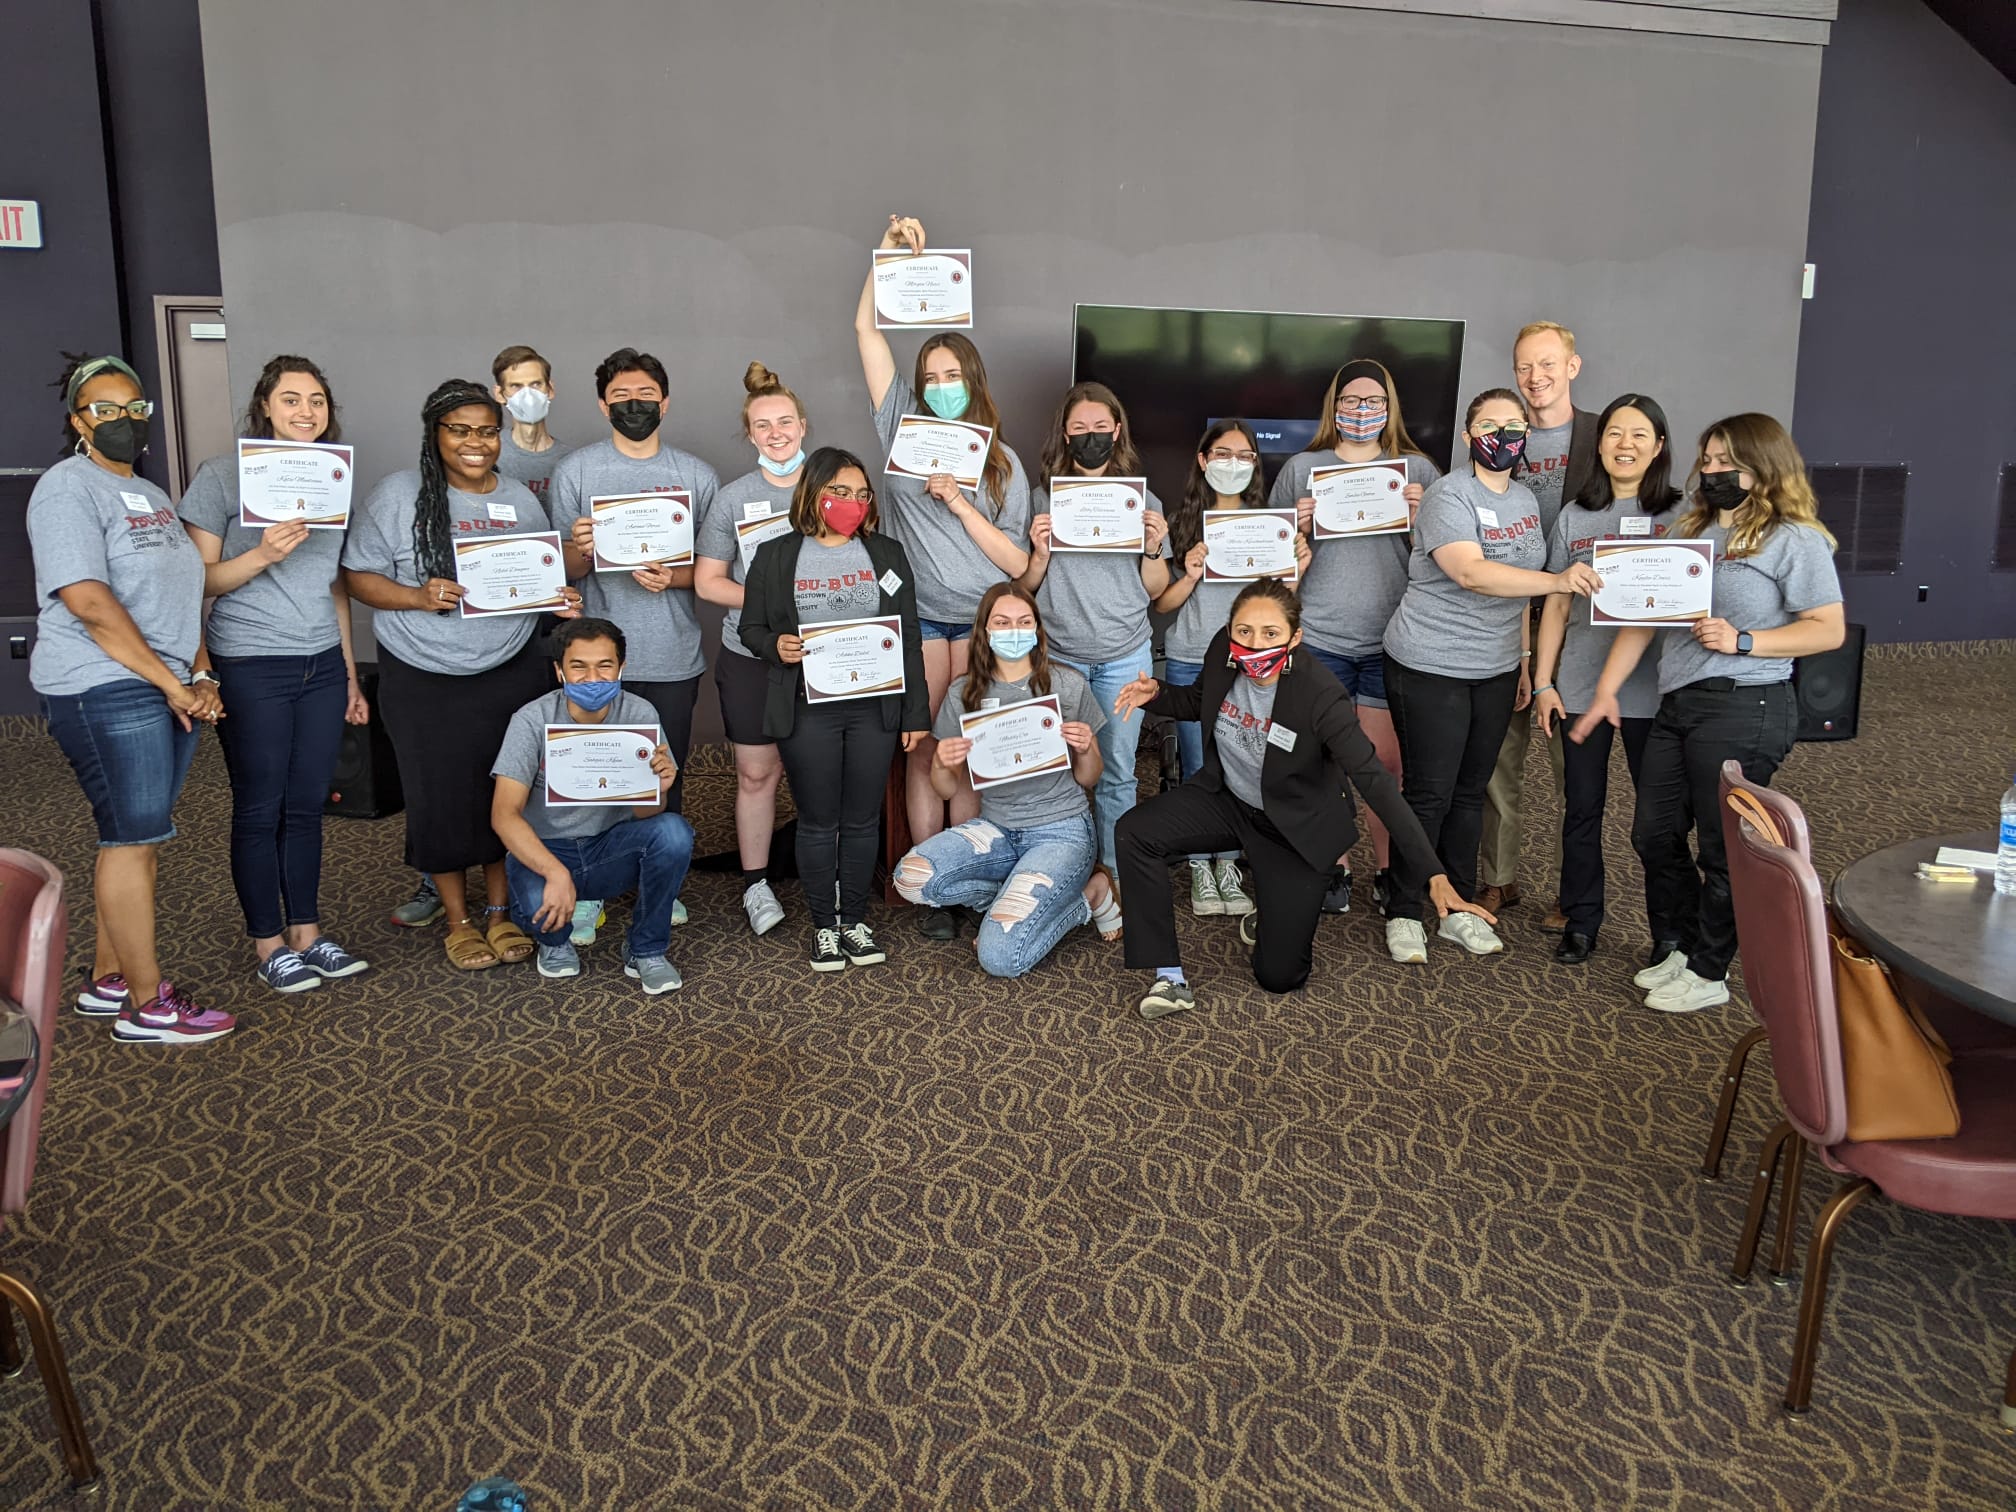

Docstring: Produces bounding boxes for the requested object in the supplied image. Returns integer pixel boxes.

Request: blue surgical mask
[923,381,970,420]
[989,628,1038,661]
[758,446,804,477]
[564,678,624,712]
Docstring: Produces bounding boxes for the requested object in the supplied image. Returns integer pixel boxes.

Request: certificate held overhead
[871,248,975,329]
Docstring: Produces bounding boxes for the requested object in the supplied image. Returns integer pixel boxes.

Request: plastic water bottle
[2000,777,2016,897]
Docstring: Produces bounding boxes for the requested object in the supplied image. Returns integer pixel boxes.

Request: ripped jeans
[893,812,1096,979]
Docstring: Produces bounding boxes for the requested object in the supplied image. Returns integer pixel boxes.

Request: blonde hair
[741,360,806,432]
[1514,321,1578,357]
[1676,412,1837,560]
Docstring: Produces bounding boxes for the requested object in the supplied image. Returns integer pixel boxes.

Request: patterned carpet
[1,647,2013,1510]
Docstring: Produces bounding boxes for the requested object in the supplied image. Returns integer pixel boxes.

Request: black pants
[1384,658,1520,921]
[624,676,702,814]
[1631,680,1799,981]
[1557,714,1652,941]
[1117,784,1331,994]
[776,700,899,929]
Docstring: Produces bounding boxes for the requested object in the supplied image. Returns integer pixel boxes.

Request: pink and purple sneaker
[112,983,237,1045]
[76,974,129,1017]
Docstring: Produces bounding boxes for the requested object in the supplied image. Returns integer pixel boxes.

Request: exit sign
[1,200,43,249]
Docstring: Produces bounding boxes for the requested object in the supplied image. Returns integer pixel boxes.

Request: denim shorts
[917,617,974,642]
[1307,647,1389,709]
[43,679,201,846]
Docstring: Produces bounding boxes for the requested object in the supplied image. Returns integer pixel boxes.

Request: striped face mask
[1336,412,1384,443]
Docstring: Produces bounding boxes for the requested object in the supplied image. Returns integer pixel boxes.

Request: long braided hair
[414,379,501,582]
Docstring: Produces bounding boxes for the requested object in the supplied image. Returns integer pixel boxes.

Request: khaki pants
[1480,716,1565,890]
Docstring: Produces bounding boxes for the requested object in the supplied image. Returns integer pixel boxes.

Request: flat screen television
[1071,304,1467,506]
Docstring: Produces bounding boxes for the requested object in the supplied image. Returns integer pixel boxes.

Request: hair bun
[744,361,782,395]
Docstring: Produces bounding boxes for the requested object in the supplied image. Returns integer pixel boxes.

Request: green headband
[66,356,142,407]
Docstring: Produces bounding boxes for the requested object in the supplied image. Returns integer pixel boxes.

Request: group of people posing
[26,215,1844,1041]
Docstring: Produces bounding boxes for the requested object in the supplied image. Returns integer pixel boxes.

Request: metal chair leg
[1783,1177,1877,1414]
[0,1292,23,1377]
[1732,1119,1794,1285]
[2003,1344,2015,1430]
[1703,1026,1769,1180]
[0,1268,101,1490]
[1768,1134,1808,1285]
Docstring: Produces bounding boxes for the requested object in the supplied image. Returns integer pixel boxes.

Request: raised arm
[855,215,923,412]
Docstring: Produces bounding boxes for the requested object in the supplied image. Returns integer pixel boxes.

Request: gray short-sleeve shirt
[1382,471,1546,679]
[1544,497,1678,717]
[873,377,1030,624]
[1030,483,1170,664]
[699,467,797,658]
[1214,675,1277,810]
[492,687,663,842]
[340,469,547,672]
[179,454,344,658]
[496,431,571,504]
[1270,449,1443,658]
[1516,421,1576,537]
[28,456,205,695]
[793,536,881,624]
[1165,573,1243,666]
[933,664,1104,831]
[547,438,718,682]
[1656,521,1842,695]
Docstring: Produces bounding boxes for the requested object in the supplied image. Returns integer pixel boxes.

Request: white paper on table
[1933,847,2000,872]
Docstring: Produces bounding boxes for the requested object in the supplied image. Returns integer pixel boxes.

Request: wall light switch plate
[1801,264,1816,300]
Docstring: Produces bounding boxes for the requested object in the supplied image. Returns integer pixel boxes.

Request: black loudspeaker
[1792,623,1865,742]
[325,666,404,818]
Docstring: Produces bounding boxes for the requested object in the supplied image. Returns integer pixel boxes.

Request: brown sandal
[483,908,535,965]
[445,919,499,971]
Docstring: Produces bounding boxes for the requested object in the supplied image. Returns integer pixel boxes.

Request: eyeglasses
[438,423,503,441]
[1206,448,1259,463]
[1472,421,1530,439]
[77,400,155,422]
[1336,397,1388,414]
[821,485,874,501]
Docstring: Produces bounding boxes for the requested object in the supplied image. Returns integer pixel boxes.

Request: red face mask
[819,494,869,538]
[1229,642,1292,680]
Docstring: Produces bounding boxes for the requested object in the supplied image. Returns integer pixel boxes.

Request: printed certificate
[1310,459,1410,539]
[801,615,906,703]
[454,531,569,617]
[543,724,662,807]
[591,491,694,571]
[237,438,353,529]
[1589,539,1716,626]
[1203,509,1300,582]
[872,248,974,329]
[1047,476,1148,553]
[884,415,993,490]
[960,695,1071,790]
[735,509,796,571]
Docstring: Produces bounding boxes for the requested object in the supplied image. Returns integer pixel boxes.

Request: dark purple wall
[1793,0,2016,641]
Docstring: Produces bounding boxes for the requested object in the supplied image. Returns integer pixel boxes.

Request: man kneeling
[491,617,693,992]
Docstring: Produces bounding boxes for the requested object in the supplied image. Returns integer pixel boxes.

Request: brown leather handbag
[1728,789,1960,1141]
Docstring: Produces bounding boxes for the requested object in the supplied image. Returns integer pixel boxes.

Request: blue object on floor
[456,1477,526,1511]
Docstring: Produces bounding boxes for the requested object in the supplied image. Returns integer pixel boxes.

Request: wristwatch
[1735,631,1754,656]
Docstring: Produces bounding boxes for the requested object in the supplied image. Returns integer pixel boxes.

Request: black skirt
[376,639,552,873]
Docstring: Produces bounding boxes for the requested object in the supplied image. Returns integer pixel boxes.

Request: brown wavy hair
[1171,418,1265,557]
[960,582,1053,712]
[788,447,880,536]
[1675,413,1836,560]
[1306,358,1427,459]
[1036,381,1141,488]
[915,333,1011,519]
[241,355,342,443]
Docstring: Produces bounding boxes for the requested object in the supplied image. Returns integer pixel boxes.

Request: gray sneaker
[624,954,683,995]
[1138,978,1196,1020]
[390,878,444,928]
[536,942,581,979]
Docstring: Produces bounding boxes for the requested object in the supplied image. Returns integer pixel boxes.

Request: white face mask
[505,387,551,424]
[1203,458,1255,496]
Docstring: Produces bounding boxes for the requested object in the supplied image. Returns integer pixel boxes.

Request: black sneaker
[841,922,885,966]
[1138,978,1196,1020]
[1373,868,1395,917]
[1322,868,1352,915]
[810,927,847,972]
[917,907,958,941]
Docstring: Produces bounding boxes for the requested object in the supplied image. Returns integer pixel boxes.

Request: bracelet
[1531,683,1555,695]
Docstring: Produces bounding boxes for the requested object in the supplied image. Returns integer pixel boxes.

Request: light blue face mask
[989,628,1038,661]
[564,678,624,712]
[758,447,805,477]
[923,381,970,421]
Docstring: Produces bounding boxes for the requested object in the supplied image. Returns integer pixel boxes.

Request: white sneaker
[1633,949,1690,990]
[1386,918,1428,964]
[1645,968,1731,1014]
[742,879,785,937]
[1438,913,1505,956]
[1214,860,1255,917]
[1189,860,1223,916]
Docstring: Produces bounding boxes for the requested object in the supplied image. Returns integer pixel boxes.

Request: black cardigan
[737,528,931,741]
[1145,629,1444,881]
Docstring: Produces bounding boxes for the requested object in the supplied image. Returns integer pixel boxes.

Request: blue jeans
[43,679,200,847]
[918,617,973,641]
[213,647,348,938]
[1056,643,1152,874]
[894,813,1095,978]
[506,812,695,960]
[1159,658,1234,863]
[1305,646,1389,708]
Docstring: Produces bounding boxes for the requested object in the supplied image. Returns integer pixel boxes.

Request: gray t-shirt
[934,665,1104,831]
[548,439,718,682]
[873,377,1031,624]
[492,687,662,842]
[496,431,570,504]
[1545,497,1677,717]
[793,536,880,624]
[1516,421,1576,537]
[1656,521,1842,695]
[1214,674,1277,810]
[1030,484,1171,664]
[341,469,547,672]
[1383,470,1546,679]
[698,467,797,658]
[1270,449,1443,657]
[1165,569,1243,666]
[179,454,343,659]
[28,455,204,695]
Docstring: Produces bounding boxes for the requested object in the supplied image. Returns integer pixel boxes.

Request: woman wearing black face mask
[1379,388,1601,966]
[29,353,235,1044]
[1111,579,1489,1019]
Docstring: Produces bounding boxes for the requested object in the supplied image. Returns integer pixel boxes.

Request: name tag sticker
[1620,515,1653,537]
[878,569,904,596]
[1265,722,1298,753]
[119,491,154,514]
[1475,507,1500,528]
[487,503,518,523]
[745,501,773,520]
[980,698,1001,711]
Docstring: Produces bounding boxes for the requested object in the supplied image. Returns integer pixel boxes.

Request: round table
[0,1005,38,1132]
[1832,830,2016,1027]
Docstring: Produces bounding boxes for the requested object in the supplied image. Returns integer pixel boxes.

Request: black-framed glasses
[438,422,503,441]
[1473,421,1530,439]
[77,399,155,422]
[1336,397,1388,414]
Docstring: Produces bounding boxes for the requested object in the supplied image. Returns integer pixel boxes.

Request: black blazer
[738,528,931,741]
[1517,405,1600,505]
[1146,629,1444,881]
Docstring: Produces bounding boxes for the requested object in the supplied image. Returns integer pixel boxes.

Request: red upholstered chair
[1716,766,2016,1417]
[0,849,100,1489]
